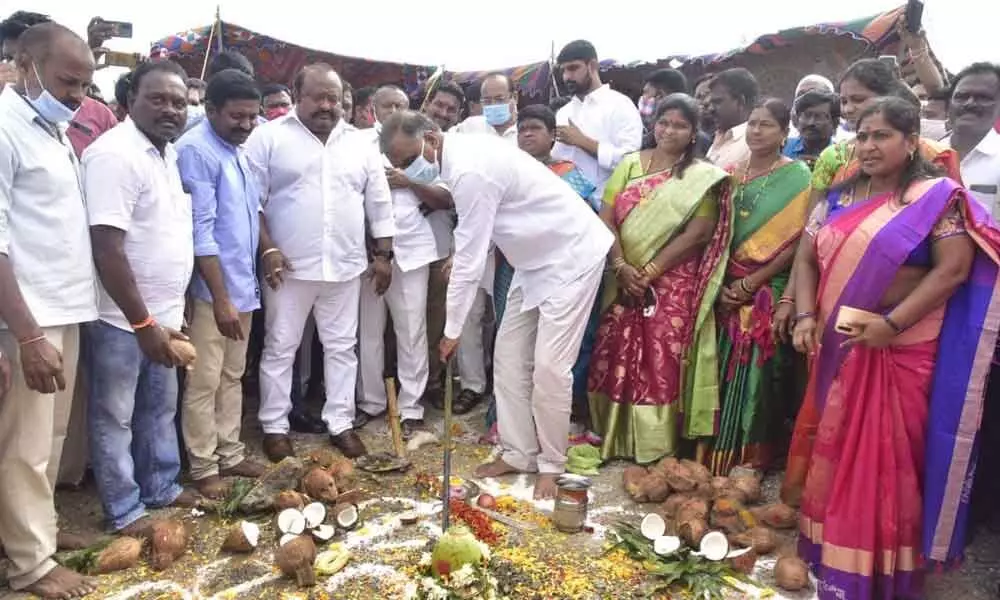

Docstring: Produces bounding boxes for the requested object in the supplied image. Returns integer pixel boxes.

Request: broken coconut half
[653,535,682,556]
[697,530,731,561]
[311,524,336,543]
[399,510,420,526]
[640,513,667,540]
[279,533,302,547]
[335,504,360,530]
[277,508,306,537]
[221,521,260,553]
[302,502,327,530]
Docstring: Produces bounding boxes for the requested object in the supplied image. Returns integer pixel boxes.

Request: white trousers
[494,259,603,474]
[296,314,317,397]
[259,277,361,436]
[358,262,429,420]
[457,288,488,394]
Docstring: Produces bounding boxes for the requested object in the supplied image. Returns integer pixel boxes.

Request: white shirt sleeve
[597,100,643,171]
[82,147,141,231]
[243,127,271,207]
[0,133,15,255]
[444,172,501,339]
[363,145,395,239]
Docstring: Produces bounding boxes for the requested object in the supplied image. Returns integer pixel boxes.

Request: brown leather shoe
[221,459,268,479]
[330,430,367,458]
[263,434,296,463]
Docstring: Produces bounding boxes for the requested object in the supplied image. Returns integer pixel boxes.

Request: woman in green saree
[712,99,811,475]
[588,95,732,464]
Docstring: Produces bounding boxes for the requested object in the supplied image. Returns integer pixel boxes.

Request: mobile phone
[835,306,881,336]
[904,0,924,34]
[105,20,133,39]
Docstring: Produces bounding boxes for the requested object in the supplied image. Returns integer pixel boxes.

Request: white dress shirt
[552,84,643,199]
[454,115,517,141]
[944,130,1000,218]
[442,134,613,339]
[82,119,194,331]
[707,122,750,167]
[245,114,394,283]
[0,87,97,329]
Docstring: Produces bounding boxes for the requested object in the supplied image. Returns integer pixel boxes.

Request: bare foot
[119,515,153,538]
[24,565,97,599]
[533,473,559,500]
[194,475,229,499]
[170,488,201,508]
[220,459,268,479]
[56,531,93,551]
[474,458,522,479]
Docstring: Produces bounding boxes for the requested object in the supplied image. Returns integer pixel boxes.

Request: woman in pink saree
[788,97,1000,598]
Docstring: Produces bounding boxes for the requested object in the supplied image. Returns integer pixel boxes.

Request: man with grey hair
[381,110,612,499]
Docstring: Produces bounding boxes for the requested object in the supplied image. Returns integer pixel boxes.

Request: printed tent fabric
[151,21,434,93]
[446,61,552,101]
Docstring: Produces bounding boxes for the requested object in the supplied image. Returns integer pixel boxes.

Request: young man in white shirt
[83,59,199,537]
[246,64,394,460]
[552,39,643,201]
[0,22,100,599]
[381,111,613,499]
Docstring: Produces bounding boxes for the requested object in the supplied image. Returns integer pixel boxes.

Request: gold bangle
[643,263,660,278]
[18,334,46,347]
[261,248,282,259]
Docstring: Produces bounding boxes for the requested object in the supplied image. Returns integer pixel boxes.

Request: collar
[718,121,748,142]
[974,128,1000,157]
[572,83,611,106]
[122,117,174,159]
[286,109,348,144]
[198,118,241,153]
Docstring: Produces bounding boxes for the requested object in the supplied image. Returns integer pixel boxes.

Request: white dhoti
[258,276,361,436]
[357,262,429,420]
[493,259,603,474]
[456,288,489,394]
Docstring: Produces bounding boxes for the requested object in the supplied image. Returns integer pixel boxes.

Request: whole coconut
[431,525,484,578]
[774,556,810,591]
[637,473,671,503]
[732,476,762,504]
[748,526,777,555]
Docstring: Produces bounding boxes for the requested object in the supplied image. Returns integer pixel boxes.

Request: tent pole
[199,6,221,80]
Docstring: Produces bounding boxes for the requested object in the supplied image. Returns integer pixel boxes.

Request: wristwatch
[372,248,394,261]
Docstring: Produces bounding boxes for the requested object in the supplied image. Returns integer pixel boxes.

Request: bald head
[372,85,409,122]
[16,22,94,115]
[17,22,92,67]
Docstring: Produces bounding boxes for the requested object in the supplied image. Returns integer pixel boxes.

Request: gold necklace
[735,155,783,218]
[638,151,682,204]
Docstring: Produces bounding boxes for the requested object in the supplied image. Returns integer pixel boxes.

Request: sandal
[453,389,483,415]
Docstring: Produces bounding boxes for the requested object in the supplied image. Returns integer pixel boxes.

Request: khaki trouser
[56,352,89,486]
[181,300,252,480]
[0,325,79,589]
[425,258,449,392]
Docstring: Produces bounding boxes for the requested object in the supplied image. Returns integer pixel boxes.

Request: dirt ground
[1,397,998,599]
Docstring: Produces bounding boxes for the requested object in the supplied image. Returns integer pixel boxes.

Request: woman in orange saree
[787,98,1000,599]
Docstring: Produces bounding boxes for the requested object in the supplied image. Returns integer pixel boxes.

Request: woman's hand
[841,316,897,349]
[772,302,794,343]
[718,284,747,311]
[616,265,646,297]
[792,316,818,355]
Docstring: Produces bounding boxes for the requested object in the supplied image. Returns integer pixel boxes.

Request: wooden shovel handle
[384,377,406,458]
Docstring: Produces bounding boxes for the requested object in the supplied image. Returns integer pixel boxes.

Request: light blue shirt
[176,119,262,313]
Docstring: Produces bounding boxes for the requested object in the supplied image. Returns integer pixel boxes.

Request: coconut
[732,476,762,504]
[327,457,356,489]
[651,456,679,477]
[275,535,318,587]
[315,547,351,576]
[698,530,730,561]
[623,466,649,500]
[311,524,336,543]
[221,521,260,553]
[169,339,197,368]
[276,508,307,536]
[748,526,777,555]
[653,535,681,556]
[727,546,757,574]
[94,536,143,574]
[334,503,360,530]
[752,503,798,529]
[675,497,710,524]
[637,473,671,503]
[710,497,750,534]
[275,490,308,511]
[149,520,188,571]
[302,502,328,529]
[774,556,810,591]
[301,467,339,503]
[305,448,339,469]
[430,525,484,578]
[663,462,698,493]
[659,493,692,519]
[477,494,497,510]
[680,459,712,484]
[678,519,708,548]
[640,513,667,540]
[279,533,301,547]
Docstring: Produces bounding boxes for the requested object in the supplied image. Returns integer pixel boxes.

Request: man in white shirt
[705,68,759,167]
[943,63,1000,216]
[356,85,452,437]
[246,63,394,460]
[454,72,517,139]
[0,22,99,599]
[84,59,199,537]
[551,39,643,201]
[381,111,613,499]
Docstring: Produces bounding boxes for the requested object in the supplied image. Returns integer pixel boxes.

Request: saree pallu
[588,162,731,464]
[711,161,811,475]
[782,178,1000,600]
[487,160,597,429]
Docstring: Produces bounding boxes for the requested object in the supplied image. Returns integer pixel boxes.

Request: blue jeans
[86,321,183,531]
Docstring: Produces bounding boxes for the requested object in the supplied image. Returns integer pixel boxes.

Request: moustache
[956,105,985,117]
[155,117,181,127]
[311,111,337,119]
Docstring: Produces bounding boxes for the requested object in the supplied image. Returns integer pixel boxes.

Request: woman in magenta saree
[787,98,1000,599]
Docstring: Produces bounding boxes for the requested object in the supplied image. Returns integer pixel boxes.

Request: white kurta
[245,115,393,436]
[441,134,613,473]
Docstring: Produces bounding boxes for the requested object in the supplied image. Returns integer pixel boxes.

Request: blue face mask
[483,102,512,126]
[404,139,440,183]
[28,63,76,124]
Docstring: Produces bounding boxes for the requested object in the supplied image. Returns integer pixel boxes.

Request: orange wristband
[131,316,156,331]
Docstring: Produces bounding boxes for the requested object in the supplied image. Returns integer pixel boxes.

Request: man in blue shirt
[176,69,285,498]
[783,89,839,169]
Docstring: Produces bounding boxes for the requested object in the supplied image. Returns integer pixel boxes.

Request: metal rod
[441,358,454,532]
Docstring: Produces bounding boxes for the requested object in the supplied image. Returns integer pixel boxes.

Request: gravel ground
[1,396,998,599]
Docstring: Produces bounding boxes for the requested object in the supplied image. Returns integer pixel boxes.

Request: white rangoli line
[104,580,194,600]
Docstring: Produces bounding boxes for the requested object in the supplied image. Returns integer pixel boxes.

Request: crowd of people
[0,7,999,600]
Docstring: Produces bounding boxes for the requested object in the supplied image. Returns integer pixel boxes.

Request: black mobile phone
[105,20,133,39]
[904,0,924,34]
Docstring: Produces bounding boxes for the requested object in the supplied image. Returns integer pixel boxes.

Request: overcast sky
[2,0,996,96]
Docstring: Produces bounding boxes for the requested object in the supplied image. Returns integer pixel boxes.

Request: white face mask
[403,139,440,183]
[27,63,77,124]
